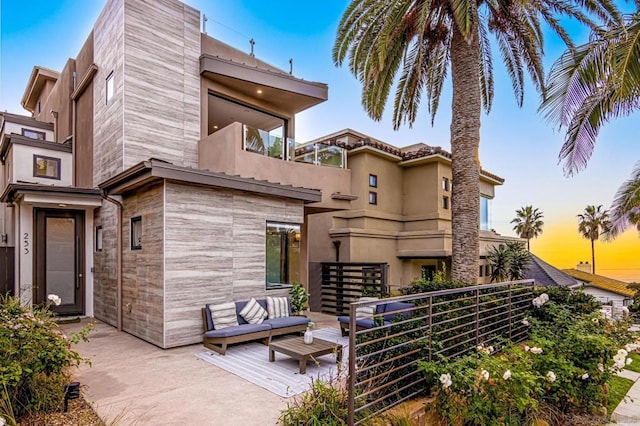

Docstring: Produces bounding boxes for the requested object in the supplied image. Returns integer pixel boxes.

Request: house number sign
[23,233,29,254]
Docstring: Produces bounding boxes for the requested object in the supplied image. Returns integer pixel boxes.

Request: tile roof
[562,269,636,297]
[525,253,580,287]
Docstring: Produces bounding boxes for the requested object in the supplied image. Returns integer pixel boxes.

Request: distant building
[563,266,635,309]
[525,254,580,288]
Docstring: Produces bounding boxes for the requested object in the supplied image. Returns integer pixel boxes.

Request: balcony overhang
[1,183,102,207]
[100,158,322,203]
[21,66,60,113]
[200,54,328,115]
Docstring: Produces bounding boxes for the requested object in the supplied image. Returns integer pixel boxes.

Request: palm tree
[577,205,611,274]
[487,241,529,282]
[540,11,640,176]
[511,206,544,251]
[607,162,640,239]
[333,0,618,284]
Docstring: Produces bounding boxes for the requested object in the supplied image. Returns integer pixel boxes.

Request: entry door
[35,209,85,315]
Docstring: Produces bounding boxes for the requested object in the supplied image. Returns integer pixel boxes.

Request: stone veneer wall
[122,0,200,169]
[93,202,118,326]
[163,182,303,348]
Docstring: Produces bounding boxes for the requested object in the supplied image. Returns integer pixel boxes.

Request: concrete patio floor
[63,311,339,426]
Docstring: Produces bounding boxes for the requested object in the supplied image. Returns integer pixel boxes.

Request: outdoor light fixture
[63,382,81,412]
[1,234,6,243]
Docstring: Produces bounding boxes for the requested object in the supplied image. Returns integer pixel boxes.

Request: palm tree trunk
[591,239,595,274]
[527,239,530,252]
[450,10,482,284]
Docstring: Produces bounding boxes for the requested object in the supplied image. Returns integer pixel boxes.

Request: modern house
[0,0,515,348]
[304,129,518,290]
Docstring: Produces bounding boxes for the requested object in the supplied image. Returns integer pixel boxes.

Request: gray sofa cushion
[264,316,309,329]
[204,323,271,338]
[337,316,391,329]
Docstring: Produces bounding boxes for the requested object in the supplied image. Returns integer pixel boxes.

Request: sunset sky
[1,0,638,282]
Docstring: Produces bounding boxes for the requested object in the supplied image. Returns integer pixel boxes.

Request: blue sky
[1,0,639,280]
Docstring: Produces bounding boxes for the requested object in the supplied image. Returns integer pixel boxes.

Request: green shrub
[278,379,349,426]
[0,296,89,420]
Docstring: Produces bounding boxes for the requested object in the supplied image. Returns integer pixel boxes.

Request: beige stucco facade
[306,129,519,289]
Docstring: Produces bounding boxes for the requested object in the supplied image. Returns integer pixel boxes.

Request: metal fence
[320,262,388,315]
[346,280,535,425]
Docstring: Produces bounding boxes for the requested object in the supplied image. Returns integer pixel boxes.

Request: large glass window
[266,222,300,288]
[480,196,491,231]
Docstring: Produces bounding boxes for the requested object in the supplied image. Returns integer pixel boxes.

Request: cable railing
[346,280,535,425]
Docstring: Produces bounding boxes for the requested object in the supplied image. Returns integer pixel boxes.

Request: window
[95,226,103,252]
[480,196,491,230]
[369,174,377,188]
[442,177,450,191]
[22,128,45,140]
[421,265,436,281]
[37,101,41,114]
[485,264,491,277]
[266,222,300,288]
[33,155,61,180]
[479,266,483,277]
[130,216,142,250]
[442,196,449,210]
[369,191,377,205]
[106,71,114,104]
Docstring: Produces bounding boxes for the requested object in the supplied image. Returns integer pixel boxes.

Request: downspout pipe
[101,191,123,331]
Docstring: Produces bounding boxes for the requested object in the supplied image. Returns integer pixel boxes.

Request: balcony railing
[241,124,346,168]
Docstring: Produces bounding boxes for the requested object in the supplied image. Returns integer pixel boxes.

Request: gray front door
[35,209,85,315]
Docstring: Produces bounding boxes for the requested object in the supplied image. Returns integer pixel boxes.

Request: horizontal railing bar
[355,351,423,379]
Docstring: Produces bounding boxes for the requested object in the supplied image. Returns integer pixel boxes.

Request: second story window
[442,196,449,210]
[369,174,377,188]
[33,155,61,180]
[106,71,115,104]
[442,177,450,191]
[22,128,45,140]
[369,191,377,205]
[480,196,491,231]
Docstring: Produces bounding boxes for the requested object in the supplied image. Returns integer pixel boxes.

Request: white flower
[618,348,628,357]
[591,318,599,324]
[47,294,62,306]
[627,358,633,365]
[480,370,490,381]
[503,370,512,380]
[530,347,543,355]
[488,346,494,353]
[622,306,629,314]
[540,293,549,303]
[625,343,639,352]
[524,345,530,352]
[439,373,452,389]
[597,363,604,372]
[0,416,5,426]
[581,373,589,380]
[521,318,530,326]
[546,371,556,382]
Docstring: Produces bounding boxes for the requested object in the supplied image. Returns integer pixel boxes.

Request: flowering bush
[0,296,90,421]
[421,287,639,424]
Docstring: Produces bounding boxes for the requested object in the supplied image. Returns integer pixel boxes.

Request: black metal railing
[347,280,535,425]
[320,262,388,315]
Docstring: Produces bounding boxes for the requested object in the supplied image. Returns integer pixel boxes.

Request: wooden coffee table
[268,336,343,374]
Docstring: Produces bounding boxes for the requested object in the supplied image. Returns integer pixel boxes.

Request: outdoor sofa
[337,301,415,336]
[201,297,310,355]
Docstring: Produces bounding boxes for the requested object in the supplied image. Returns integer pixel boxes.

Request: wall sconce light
[1,234,7,243]
[294,232,301,242]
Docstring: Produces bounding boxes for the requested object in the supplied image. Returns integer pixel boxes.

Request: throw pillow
[210,302,239,330]
[239,298,268,324]
[356,297,379,318]
[266,296,290,319]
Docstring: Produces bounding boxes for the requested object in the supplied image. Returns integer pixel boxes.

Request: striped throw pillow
[210,302,239,330]
[239,298,268,324]
[266,296,290,319]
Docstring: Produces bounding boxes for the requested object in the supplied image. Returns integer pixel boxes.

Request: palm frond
[606,162,640,239]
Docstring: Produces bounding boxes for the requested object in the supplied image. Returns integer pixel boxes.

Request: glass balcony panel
[316,144,344,168]
[294,143,316,164]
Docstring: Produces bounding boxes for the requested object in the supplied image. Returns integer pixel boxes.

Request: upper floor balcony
[198,122,354,213]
